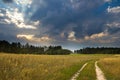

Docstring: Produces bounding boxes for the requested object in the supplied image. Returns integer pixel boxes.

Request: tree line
[0,40,72,55]
[74,47,120,54]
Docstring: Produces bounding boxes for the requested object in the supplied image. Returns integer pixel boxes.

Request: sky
[0,0,120,50]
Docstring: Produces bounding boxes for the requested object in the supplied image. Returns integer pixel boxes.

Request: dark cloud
[109,0,120,7]
[0,0,120,49]
[2,0,13,3]
[31,0,107,39]
[108,27,120,34]
[30,0,120,41]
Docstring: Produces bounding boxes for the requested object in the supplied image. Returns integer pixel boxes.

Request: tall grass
[0,53,100,80]
[77,61,96,80]
[98,56,120,80]
[0,53,117,80]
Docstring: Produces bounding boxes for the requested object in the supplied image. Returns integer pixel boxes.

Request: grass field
[77,61,96,80]
[98,55,120,80]
[0,53,120,80]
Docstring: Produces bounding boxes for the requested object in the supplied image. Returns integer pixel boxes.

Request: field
[98,55,120,80]
[0,53,120,80]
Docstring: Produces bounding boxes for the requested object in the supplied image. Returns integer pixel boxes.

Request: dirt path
[95,61,107,80]
[70,63,88,80]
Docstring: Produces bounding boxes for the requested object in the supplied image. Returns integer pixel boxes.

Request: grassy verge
[77,61,96,80]
[98,55,120,80]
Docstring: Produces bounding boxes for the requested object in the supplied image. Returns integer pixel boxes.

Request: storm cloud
[2,0,13,3]
[0,0,120,49]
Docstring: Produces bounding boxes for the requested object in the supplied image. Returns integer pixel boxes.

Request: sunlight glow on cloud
[4,8,37,29]
[107,6,120,13]
[85,32,108,40]
[4,19,11,24]
[68,31,77,41]
[17,34,34,40]
[1,0,38,29]
[17,34,53,42]
[0,13,4,17]
[14,0,32,8]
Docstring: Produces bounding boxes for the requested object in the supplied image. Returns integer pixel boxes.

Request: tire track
[70,63,88,80]
[95,61,107,80]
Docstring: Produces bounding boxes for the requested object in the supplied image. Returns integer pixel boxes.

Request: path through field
[70,61,107,80]
[95,61,106,80]
[70,63,88,80]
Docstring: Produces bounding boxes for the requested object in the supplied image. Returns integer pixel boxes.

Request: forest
[0,40,120,54]
[74,47,120,54]
[0,40,71,55]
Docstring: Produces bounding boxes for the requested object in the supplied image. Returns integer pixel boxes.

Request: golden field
[0,53,120,80]
[98,56,120,80]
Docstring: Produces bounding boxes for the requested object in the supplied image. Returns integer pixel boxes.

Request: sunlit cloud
[4,19,11,24]
[4,8,37,29]
[0,13,4,17]
[14,0,32,8]
[68,31,77,41]
[85,32,108,40]
[17,34,34,40]
[1,0,37,29]
[107,6,120,13]
[17,34,53,42]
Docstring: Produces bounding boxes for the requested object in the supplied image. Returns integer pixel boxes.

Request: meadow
[0,53,120,80]
[98,55,120,80]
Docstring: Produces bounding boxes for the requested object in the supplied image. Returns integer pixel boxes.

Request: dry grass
[0,53,99,80]
[98,55,120,80]
[0,53,118,80]
[77,61,96,80]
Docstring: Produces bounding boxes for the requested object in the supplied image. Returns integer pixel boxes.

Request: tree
[75,47,120,54]
[0,40,72,55]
